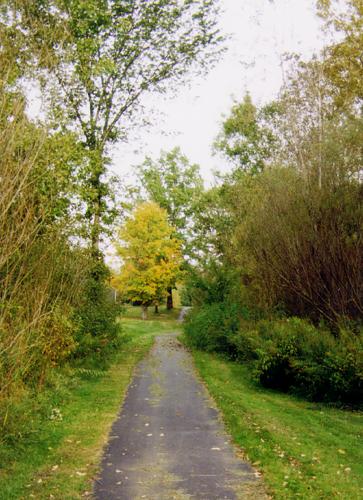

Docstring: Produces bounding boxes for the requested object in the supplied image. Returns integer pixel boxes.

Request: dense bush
[253,318,362,405]
[180,285,192,307]
[184,302,240,357]
[184,308,363,406]
[0,85,121,405]
[293,328,363,404]
[227,169,363,325]
[73,261,122,360]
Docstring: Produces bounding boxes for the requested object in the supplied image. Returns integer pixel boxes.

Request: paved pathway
[94,333,267,499]
[178,307,191,322]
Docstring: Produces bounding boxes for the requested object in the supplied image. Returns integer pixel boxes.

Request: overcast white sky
[111,0,327,184]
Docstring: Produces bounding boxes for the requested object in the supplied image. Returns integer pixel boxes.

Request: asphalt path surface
[94,333,266,499]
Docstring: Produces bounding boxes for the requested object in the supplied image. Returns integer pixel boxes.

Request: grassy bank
[190,349,363,499]
[0,308,180,499]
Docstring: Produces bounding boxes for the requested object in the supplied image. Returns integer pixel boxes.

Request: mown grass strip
[0,316,180,499]
[190,349,363,499]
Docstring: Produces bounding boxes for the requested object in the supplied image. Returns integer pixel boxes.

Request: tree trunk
[154,304,159,314]
[166,287,173,310]
[141,305,148,320]
[88,145,105,267]
[90,174,102,258]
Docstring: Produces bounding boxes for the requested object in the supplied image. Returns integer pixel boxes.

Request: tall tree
[115,202,182,319]
[136,147,204,307]
[214,93,279,175]
[137,148,203,251]
[7,0,222,258]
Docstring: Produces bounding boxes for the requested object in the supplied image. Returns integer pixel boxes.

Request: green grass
[122,304,182,321]
[189,348,363,499]
[5,310,359,499]
[0,314,181,499]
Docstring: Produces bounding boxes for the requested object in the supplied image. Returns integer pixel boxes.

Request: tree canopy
[115,202,182,318]
[214,93,278,174]
[136,148,204,258]
[6,0,223,254]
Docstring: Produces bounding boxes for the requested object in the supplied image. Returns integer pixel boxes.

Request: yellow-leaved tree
[115,202,182,319]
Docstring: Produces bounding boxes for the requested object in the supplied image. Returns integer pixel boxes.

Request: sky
[111,0,327,184]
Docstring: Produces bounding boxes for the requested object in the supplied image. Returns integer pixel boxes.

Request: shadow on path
[94,333,267,499]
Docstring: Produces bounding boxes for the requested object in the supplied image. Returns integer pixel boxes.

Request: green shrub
[294,329,363,404]
[180,285,192,307]
[229,321,262,361]
[249,318,324,391]
[73,262,122,359]
[251,318,363,406]
[184,302,240,356]
[73,298,122,358]
[185,308,363,406]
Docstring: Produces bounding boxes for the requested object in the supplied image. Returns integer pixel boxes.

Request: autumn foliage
[114,202,182,318]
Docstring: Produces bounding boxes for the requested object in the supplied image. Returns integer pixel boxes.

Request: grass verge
[0,313,180,499]
[189,348,363,499]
